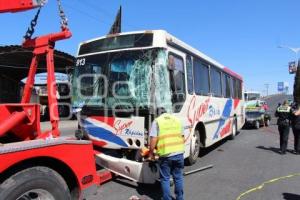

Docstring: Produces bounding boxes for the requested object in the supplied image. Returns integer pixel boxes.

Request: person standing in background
[291,102,300,155]
[275,100,292,155]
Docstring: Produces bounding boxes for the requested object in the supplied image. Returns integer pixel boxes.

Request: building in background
[20,73,71,119]
[0,45,74,103]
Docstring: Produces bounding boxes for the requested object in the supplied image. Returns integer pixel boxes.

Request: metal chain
[23,0,68,40]
[37,0,48,6]
[23,7,42,40]
[57,0,68,30]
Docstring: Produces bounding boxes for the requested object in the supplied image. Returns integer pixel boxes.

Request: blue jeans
[159,154,184,200]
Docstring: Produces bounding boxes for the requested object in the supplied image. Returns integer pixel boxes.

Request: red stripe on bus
[90,116,115,127]
[223,67,243,80]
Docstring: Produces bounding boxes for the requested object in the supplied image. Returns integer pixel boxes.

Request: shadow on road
[199,137,229,157]
[282,193,300,200]
[113,177,162,200]
[256,146,281,154]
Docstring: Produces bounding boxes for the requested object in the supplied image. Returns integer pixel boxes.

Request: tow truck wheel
[186,129,200,165]
[0,166,71,200]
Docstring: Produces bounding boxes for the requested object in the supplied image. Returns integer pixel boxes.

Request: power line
[72,1,139,30]
[63,2,109,25]
[75,0,115,18]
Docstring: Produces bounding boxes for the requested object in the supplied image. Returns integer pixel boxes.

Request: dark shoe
[292,150,299,155]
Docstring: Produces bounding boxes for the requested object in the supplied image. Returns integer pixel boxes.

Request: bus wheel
[186,129,200,165]
[229,119,237,140]
[254,121,260,129]
[0,167,71,200]
[265,119,270,127]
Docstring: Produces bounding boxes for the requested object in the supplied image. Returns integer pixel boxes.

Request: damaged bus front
[73,32,172,151]
[72,30,244,183]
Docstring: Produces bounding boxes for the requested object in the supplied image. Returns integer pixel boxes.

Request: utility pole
[264,83,269,96]
[278,45,300,74]
[278,45,300,102]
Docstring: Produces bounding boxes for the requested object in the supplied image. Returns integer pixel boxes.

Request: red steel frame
[21,29,72,138]
[0,0,41,13]
[0,29,72,140]
[0,142,100,198]
[0,2,113,197]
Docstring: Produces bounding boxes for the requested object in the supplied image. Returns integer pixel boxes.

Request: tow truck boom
[0,0,45,13]
[0,1,104,199]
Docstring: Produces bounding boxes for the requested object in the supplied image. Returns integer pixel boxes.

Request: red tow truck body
[0,137,99,198]
[0,1,111,199]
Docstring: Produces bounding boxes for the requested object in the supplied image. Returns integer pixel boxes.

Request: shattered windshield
[72,48,172,111]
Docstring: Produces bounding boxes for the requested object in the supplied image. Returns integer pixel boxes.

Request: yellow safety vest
[277,106,291,113]
[155,113,184,156]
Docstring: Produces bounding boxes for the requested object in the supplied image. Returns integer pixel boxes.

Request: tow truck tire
[186,129,200,166]
[0,166,71,200]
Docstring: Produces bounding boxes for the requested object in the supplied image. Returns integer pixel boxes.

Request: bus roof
[78,30,243,81]
[244,91,261,94]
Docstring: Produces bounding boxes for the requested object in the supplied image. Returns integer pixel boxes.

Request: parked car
[244,100,271,129]
[245,110,271,129]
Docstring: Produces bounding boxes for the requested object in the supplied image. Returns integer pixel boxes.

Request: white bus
[73,30,245,166]
[244,91,261,102]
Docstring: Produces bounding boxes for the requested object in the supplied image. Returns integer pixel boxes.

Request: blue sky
[1,0,299,95]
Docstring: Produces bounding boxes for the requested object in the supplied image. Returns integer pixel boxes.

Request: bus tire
[186,129,200,165]
[254,121,260,129]
[229,118,237,140]
[265,119,270,127]
[0,166,71,200]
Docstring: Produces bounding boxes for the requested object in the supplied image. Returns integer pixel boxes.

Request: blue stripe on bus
[213,99,233,139]
[83,120,128,147]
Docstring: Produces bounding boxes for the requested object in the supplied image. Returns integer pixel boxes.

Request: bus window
[210,67,222,97]
[234,79,242,99]
[193,58,209,95]
[186,55,194,94]
[223,74,231,98]
[232,78,237,98]
[168,53,186,111]
[238,80,242,99]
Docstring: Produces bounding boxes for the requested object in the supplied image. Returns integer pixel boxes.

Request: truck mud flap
[95,153,159,184]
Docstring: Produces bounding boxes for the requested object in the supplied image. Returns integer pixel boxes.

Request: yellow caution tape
[236,173,300,200]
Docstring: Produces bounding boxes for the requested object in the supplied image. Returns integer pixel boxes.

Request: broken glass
[153,50,172,112]
[72,49,173,112]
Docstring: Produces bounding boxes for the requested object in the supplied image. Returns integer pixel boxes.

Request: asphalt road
[91,94,300,200]
[40,119,78,136]
[41,95,300,200]
[87,124,300,200]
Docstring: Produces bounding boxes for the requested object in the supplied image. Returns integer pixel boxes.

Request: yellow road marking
[236,173,300,200]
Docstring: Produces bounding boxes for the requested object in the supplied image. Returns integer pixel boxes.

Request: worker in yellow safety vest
[149,107,185,200]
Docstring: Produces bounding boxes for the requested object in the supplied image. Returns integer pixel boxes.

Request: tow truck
[0,1,109,199]
[0,1,164,199]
